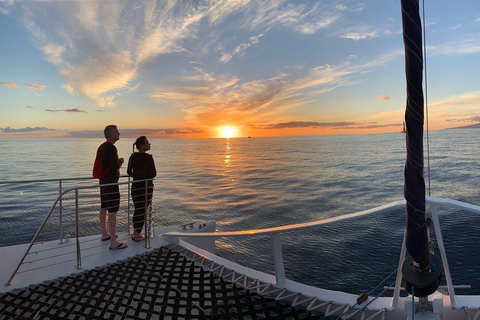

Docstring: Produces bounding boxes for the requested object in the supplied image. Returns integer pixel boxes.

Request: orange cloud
[25,84,46,90]
[27,106,34,109]
[0,82,19,89]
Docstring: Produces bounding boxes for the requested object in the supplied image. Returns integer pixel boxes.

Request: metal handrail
[163,196,480,310]
[0,174,129,185]
[0,175,131,243]
[4,177,154,287]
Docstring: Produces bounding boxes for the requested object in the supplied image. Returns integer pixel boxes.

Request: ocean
[1,130,480,296]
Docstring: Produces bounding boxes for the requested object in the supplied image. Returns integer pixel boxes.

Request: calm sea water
[1,130,480,295]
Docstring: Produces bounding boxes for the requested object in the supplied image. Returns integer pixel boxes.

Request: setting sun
[221,127,235,138]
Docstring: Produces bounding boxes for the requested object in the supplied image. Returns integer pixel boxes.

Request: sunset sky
[1,0,479,139]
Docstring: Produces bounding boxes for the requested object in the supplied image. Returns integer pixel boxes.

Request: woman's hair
[133,136,148,152]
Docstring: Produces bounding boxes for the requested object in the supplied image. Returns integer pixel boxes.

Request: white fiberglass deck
[0,223,215,293]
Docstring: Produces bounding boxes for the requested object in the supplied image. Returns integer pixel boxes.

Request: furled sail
[401,0,429,269]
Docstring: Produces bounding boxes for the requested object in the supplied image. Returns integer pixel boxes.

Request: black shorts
[100,184,120,212]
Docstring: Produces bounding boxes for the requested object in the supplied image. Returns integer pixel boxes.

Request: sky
[0,0,479,139]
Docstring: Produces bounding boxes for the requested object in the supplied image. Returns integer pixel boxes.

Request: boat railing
[2,177,155,287]
[0,175,134,245]
[163,196,480,310]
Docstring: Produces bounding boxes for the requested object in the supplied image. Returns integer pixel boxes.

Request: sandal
[131,235,145,242]
[101,235,118,241]
[109,242,128,250]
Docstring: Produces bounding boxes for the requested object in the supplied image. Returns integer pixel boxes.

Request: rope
[335,268,398,320]
[412,286,415,320]
[345,279,397,320]
[422,0,432,197]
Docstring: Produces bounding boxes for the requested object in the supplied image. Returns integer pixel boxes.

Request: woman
[127,136,157,242]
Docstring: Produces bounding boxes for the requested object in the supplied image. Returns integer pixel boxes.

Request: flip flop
[109,242,128,250]
[131,235,145,242]
[101,235,118,241]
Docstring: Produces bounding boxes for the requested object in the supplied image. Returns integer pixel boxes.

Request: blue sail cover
[401,0,429,269]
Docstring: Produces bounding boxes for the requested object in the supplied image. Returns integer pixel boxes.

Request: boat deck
[0,247,326,320]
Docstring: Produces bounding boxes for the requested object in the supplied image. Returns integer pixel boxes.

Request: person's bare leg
[108,211,122,247]
[99,209,109,239]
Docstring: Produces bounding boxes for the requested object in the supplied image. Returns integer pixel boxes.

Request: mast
[401,0,442,297]
[402,0,428,270]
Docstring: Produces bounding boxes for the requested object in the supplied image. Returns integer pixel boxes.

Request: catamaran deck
[0,246,326,320]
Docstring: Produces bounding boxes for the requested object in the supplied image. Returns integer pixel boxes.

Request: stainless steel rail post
[392,233,407,309]
[74,189,83,270]
[270,233,286,287]
[430,204,456,308]
[59,180,64,244]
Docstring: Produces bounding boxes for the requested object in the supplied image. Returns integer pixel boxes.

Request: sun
[221,127,235,138]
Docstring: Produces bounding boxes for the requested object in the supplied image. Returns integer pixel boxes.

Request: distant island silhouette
[448,123,480,129]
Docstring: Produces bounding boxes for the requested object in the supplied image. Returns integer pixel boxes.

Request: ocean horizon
[1,130,480,295]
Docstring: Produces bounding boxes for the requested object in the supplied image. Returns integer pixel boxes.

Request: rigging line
[422,0,432,197]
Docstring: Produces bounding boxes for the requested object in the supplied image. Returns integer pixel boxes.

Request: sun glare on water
[221,127,235,138]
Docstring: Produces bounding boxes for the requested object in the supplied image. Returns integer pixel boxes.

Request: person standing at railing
[127,136,156,242]
[97,125,128,250]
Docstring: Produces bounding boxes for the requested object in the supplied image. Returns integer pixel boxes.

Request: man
[97,125,127,250]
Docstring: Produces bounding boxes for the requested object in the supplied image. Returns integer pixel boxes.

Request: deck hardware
[357,291,368,304]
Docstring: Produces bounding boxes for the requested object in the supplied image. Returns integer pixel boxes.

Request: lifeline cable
[422,0,432,197]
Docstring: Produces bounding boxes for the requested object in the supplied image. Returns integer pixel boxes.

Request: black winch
[402,252,442,297]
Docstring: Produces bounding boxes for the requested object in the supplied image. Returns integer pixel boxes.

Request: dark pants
[131,181,153,233]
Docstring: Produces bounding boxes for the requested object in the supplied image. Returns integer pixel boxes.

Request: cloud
[446,115,480,123]
[429,35,480,56]
[252,121,356,129]
[341,30,378,40]
[27,105,34,109]
[62,84,76,95]
[25,84,46,90]
[68,128,204,138]
[152,48,401,129]
[377,95,390,101]
[0,81,19,89]
[220,34,264,63]
[46,108,87,113]
[0,4,8,16]
[343,123,402,129]
[0,126,55,133]
[1,81,47,89]
[11,1,363,110]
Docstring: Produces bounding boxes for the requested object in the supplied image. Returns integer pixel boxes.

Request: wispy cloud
[46,108,87,113]
[377,95,390,101]
[220,34,264,63]
[68,128,204,139]
[25,84,46,90]
[0,126,55,133]
[253,121,356,129]
[152,49,401,129]
[0,81,19,89]
[1,81,46,89]
[429,35,480,56]
[10,0,368,112]
[27,105,34,109]
[447,115,480,123]
[340,29,378,40]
